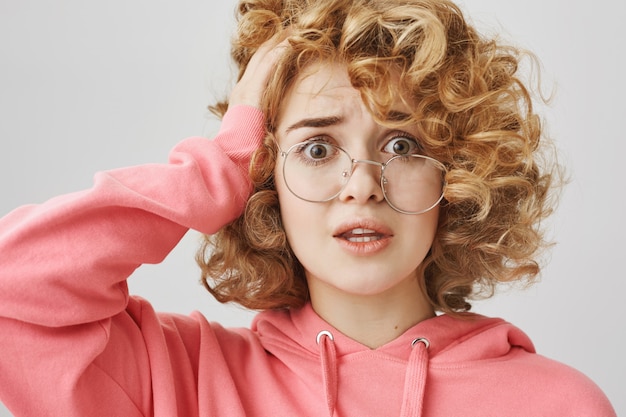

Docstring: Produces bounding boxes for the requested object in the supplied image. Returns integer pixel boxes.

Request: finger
[244,33,290,77]
[229,33,292,109]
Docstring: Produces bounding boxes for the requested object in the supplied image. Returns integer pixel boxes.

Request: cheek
[275,171,326,260]
[275,170,301,242]
[422,206,440,240]
[422,209,440,253]
[406,207,440,256]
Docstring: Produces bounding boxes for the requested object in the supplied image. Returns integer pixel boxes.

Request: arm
[0,105,265,416]
[0,31,288,416]
[0,28,287,327]
[0,105,264,327]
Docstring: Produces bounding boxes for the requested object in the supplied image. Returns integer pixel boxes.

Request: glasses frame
[277,141,447,215]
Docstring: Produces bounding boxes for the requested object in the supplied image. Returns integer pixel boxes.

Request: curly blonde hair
[196,0,559,314]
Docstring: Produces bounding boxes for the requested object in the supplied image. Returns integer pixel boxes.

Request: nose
[337,159,385,205]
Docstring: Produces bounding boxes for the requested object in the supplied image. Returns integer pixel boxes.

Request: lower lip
[334,235,392,256]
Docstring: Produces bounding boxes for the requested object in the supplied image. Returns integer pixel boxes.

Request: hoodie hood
[251,302,535,417]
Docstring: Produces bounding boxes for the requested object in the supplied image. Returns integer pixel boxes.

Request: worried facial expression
[274,62,440,299]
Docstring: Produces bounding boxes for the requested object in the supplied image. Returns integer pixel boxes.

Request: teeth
[351,228,375,235]
[347,235,380,243]
[345,228,381,243]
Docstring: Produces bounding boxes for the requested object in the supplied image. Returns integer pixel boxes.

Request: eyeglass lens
[282,142,445,214]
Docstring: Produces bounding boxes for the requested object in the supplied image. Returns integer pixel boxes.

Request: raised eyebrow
[284,116,343,133]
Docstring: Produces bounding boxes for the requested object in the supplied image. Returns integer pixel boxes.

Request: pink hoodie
[0,105,615,416]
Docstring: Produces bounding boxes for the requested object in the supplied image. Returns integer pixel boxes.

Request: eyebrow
[284,116,343,133]
[283,111,412,134]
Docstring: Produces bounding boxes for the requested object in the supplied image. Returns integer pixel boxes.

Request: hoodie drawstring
[317,330,338,416]
[399,338,430,417]
[317,332,430,417]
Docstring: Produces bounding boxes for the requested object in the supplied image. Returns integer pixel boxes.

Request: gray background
[1,0,623,415]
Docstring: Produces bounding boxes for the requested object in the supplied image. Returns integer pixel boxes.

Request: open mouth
[332,221,393,255]
[338,228,383,243]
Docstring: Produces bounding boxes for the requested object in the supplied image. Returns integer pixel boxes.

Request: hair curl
[196,0,560,314]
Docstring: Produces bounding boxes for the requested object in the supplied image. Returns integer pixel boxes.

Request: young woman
[0,0,616,416]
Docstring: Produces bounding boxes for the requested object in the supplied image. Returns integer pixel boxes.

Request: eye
[291,139,339,166]
[304,142,330,159]
[383,135,420,155]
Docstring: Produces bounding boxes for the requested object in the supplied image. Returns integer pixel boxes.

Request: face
[274,62,440,300]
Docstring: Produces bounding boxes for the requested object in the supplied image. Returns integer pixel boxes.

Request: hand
[228,33,290,109]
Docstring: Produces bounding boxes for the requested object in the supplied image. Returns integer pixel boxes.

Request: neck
[307,275,435,349]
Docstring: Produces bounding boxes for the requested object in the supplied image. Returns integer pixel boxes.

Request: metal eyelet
[411,337,430,349]
[316,330,334,345]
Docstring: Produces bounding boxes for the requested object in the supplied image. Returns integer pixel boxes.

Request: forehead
[276,62,413,129]
[281,63,358,114]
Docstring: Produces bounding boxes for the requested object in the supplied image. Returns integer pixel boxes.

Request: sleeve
[0,105,266,417]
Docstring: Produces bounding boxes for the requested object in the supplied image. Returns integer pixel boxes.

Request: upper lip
[332,218,393,239]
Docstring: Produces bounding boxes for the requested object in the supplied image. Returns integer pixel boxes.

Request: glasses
[277,140,446,215]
